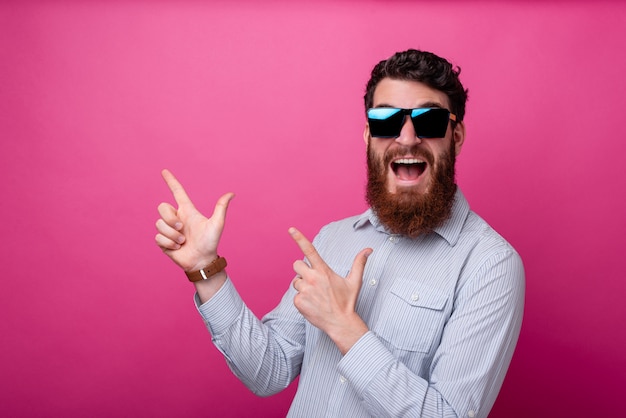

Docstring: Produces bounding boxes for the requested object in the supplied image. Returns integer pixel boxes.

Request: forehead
[372,78,450,109]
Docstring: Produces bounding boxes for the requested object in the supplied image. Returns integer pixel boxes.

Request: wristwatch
[185,256,227,282]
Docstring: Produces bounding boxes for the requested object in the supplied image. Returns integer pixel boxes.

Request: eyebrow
[374,101,447,110]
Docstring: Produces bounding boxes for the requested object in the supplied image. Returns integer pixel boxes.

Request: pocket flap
[390,279,447,310]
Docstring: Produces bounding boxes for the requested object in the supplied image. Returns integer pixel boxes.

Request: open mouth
[391,158,427,181]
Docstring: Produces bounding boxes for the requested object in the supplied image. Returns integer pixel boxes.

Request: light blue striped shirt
[196,189,525,417]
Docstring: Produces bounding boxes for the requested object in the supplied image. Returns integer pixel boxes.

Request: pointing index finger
[161,169,193,207]
[289,227,325,268]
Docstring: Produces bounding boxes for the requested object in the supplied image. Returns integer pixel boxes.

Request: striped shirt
[196,189,525,417]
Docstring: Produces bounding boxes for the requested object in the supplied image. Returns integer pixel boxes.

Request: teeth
[395,158,425,164]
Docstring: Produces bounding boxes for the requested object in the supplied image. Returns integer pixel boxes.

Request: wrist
[194,271,228,304]
[187,253,219,273]
[329,314,368,355]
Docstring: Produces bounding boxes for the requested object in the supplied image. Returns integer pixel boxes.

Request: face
[364,78,466,237]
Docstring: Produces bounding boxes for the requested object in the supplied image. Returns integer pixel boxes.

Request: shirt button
[468,411,475,418]
[339,376,347,384]
[369,279,377,286]
[410,293,419,302]
[388,236,397,243]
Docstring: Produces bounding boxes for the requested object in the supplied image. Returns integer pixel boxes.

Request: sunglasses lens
[367,108,405,138]
[367,108,451,139]
[411,108,450,138]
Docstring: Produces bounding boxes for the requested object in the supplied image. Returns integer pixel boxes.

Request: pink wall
[2,1,625,416]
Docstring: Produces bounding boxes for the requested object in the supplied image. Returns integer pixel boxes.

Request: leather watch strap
[185,256,227,282]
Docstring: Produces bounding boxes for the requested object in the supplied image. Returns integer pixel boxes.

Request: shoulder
[310,210,376,263]
[315,210,371,241]
[459,210,525,290]
[463,210,521,259]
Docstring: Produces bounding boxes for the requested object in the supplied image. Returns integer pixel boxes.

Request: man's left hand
[289,227,372,355]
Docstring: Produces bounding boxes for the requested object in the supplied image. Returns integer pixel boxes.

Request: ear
[452,121,466,156]
[363,123,370,145]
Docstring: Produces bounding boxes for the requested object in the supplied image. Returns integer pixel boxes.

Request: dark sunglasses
[367,107,457,139]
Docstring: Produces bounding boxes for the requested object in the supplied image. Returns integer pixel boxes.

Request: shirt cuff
[194,277,244,336]
[337,331,395,394]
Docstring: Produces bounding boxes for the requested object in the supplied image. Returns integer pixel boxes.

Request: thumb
[346,248,373,287]
[211,192,235,222]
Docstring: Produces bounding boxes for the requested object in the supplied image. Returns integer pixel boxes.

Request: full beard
[366,141,457,238]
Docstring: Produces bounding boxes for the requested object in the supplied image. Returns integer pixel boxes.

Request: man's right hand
[155,169,234,273]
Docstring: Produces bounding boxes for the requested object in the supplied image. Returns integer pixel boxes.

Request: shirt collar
[353,188,470,246]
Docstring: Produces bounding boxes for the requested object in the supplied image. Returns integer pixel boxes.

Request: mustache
[383,145,435,167]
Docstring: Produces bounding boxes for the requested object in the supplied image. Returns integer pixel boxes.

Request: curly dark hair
[364,49,468,122]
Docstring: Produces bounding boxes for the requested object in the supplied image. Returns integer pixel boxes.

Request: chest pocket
[375,279,449,353]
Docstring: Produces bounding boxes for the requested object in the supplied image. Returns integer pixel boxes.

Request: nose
[395,115,422,146]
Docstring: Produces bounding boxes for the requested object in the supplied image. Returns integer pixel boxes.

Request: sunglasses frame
[367,107,457,139]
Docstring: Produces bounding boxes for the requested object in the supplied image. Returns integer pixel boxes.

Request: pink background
[2,1,625,417]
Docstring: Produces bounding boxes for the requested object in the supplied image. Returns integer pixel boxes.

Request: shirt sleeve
[195,278,306,396]
[337,249,525,418]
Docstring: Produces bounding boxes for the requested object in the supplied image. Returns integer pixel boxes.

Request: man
[155,49,525,417]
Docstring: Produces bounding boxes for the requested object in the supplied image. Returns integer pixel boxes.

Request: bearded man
[155,49,525,418]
